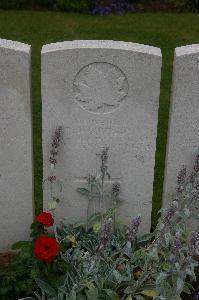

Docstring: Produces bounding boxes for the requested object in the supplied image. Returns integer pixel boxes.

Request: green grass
[0,11,199,228]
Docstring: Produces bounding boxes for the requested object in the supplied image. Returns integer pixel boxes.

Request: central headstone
[42,40,162,232]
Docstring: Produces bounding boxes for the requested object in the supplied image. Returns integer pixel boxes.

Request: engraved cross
[74,152,121,185]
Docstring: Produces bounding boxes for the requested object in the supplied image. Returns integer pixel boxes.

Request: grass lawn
[0,11,199,228]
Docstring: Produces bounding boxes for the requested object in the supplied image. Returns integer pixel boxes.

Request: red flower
[36,212,54,227]
[34,235,59,263]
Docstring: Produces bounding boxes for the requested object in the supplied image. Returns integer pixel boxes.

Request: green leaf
[31,221,41,229]
[58,286,69,294]
[87,212,101,226]
[107,172,111,179]
[156,272,168,285]
[86,283,98,300]
[30,267,39,279]
[139,284,156,290]
[176,277,184,294]
[104,289,120,300]
[34,291,43,300]
[48,200,58,211]
[76,188,90,196]
[183,282,194,295]
[124,286,133,294]
[136,272,150,286]
[73,221,86,228]
[11,240,31,250]
[148,246,158,260]
[164,232,171,247]
[70,290,77,300]
[93,222,101,233]
[35,277,57,296]
[113,269,122,283]
[140,289,158,297]
[137,233,154,243]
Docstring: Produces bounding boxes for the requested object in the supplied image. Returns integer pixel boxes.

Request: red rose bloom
[36,212,54,227]
[34,235,59,263]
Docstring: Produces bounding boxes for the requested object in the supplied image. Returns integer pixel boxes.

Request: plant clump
[1,127,199,300]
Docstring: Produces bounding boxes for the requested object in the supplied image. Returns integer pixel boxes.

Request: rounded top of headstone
[42,40,161,57]
[0,39,30,53]
[175,44,199,57]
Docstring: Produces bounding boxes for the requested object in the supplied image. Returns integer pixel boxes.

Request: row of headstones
[0,39,198,251]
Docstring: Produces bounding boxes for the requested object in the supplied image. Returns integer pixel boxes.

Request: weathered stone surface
[42,40,162,232]
[163,44,199,215]
[0,39,33,251]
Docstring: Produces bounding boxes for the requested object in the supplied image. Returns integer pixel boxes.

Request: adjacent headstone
[0,39,33,251]
[163,44,199,215]
[42,40,162,232]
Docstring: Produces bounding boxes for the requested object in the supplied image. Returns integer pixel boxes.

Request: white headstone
[0,39,33,251]
[42,40,162,232]
[163,44,199,213]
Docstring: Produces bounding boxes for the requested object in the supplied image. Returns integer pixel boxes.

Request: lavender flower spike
[194,153,199,172]
[189,231,199,256]
[51,126,63,152]
[162,200,178,226]
[49,126,63,169]
[127,215,141,248]
[112,182,120,195]
[177,165,187,184]
[43,126,63,196]
[99,218,113,250]
[169,232,183,264]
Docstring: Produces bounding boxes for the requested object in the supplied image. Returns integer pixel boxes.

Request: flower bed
[1,127,199,300]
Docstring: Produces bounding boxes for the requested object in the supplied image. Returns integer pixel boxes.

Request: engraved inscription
[73,62,128,114]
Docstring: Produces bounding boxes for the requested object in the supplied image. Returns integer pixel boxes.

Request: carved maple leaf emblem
[74,62,128,113]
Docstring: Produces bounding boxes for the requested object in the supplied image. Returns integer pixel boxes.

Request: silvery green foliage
[150,153,199,299]
[77,147,122,228]
[33,151,199,300]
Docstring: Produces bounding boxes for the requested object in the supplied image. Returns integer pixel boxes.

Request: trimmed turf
[0,11,198,228]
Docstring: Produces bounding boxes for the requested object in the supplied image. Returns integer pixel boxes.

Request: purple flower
[127,215,141,245]
[92,0,133,16]
[169,232,183,263]
[99,218,113,250]
[177,165,187,184]
[49,126,63,165]
[177,165,187,193]
[100,147,109,165]
[49,157,57,165]
[194,153,199,172]
[43,126,63,195]
[99,147,109,175]
[112,182,120,195]
[48,175,56,182]
[189,231,199,256]
[175,236,182,251]
[162,201,178,225]
[193,290,199,300]
[51,126,63,151]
